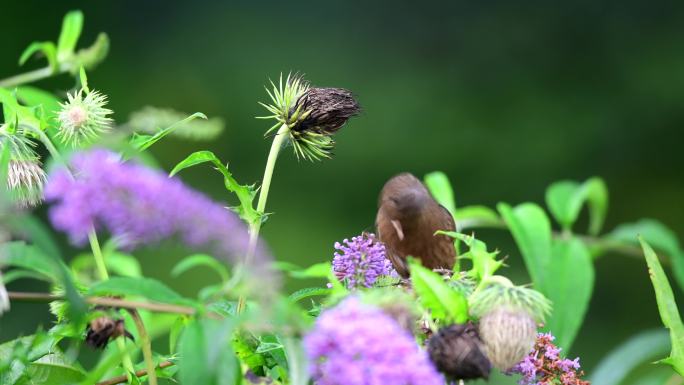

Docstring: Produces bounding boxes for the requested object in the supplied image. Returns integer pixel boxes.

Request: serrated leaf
[172,254,229,282]
[545,177,608,235]
[288,287,331,303]
[438,231,503,280]
[590,329,670,385]
[640,238,684,375]
[408,258,468,323]
[56,10,83,60]
[170,150,259,225]
[129,112,207,152]
[424,171,456,217]
[609,219,684,292]
[88,277,194,306]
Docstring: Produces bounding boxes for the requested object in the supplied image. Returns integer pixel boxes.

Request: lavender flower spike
[332,233,394,289]
[304,297,443,385]
[45,149,278,295]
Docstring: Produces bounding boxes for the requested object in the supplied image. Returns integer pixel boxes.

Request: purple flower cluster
[332,233,394,289]
[45,150,274,285]
[509,333,589,385]
[304,297,443,385]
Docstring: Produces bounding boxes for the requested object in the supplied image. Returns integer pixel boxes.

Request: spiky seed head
[478,308,537,370]
[258,74,360,161]
[291,87,360,134]
[7,159,47,207]
[57,89,113,146]
[427,323,492,380]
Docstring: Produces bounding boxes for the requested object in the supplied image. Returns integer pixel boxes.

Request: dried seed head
[57,89,113,146]
[478,308,537,370]
[259,74,360,161]
[7,159,46,207]
[427,323,492,380]
[85,316,134,349]
[292,87,360,135]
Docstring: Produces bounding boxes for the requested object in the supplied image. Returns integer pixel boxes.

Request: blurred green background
[2,0,684,383]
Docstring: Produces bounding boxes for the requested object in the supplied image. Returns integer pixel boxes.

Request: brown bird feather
[376,173,456,277]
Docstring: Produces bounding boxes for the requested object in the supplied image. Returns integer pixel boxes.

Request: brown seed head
[292,87,360,134]
[427,323,492,380]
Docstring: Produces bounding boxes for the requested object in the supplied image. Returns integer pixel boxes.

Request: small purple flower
[508,333,588,385]
[304,297,443,385]
[558,358,581,372]
[332,233,393,289]
[45,149,277,294]
[544,345,560,360]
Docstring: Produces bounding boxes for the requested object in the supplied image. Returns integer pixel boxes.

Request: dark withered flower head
[258,73,360,161]
[291,87,360,135]
[85,316,134,349]
[427,323,492,380]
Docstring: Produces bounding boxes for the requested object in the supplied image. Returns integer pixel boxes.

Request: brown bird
[376,173,456,278]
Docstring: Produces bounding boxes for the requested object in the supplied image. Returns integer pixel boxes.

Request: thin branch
[127,309,158,385]
[7,291,197,315]
[96,360,175,385]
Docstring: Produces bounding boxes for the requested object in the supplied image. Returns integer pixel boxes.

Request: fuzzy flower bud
[57,89,113,146]
[427,323,492,380]
[332,232,394,289]
[7,159,47,207]
[469,277,551,371]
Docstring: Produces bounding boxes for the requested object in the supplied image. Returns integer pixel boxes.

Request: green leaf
[0,88,43,131]
[288,287,331,303]
[589,329,670,385]
[179,318,240,385]
[105,253,142,278]
[172,254,229,282]
[288,262,332,279]
[437,231,503,280]
[16,86,61,120]
[19,42,58,71]
[16,355,85,385]
[408,258,468,323]
[544,237,594,350]
[78,67,89,93]
[169,150,259,225]
[56,10,83,60]
[455,205,502,229]
[424,171,456,217]
[640,238,684,375]
[609,219,684,292]
[497,202,552,290]
[1,241,61,282]
[544,177,608,235]
[129,112,207,152]
[88,277,194,306]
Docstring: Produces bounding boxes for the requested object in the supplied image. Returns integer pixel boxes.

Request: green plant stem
[237,123,289,314]
[127,309,158,385]
[0,66,54,88]
[89,230,109,280]
[88,229,137,383]
[247,123,289,256]
[96,361,175,385]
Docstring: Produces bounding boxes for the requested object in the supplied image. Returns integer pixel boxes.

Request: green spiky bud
[469,276,551,370]
[258,74,360,161]
[57,89,113,146]
[0,126,45,207]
